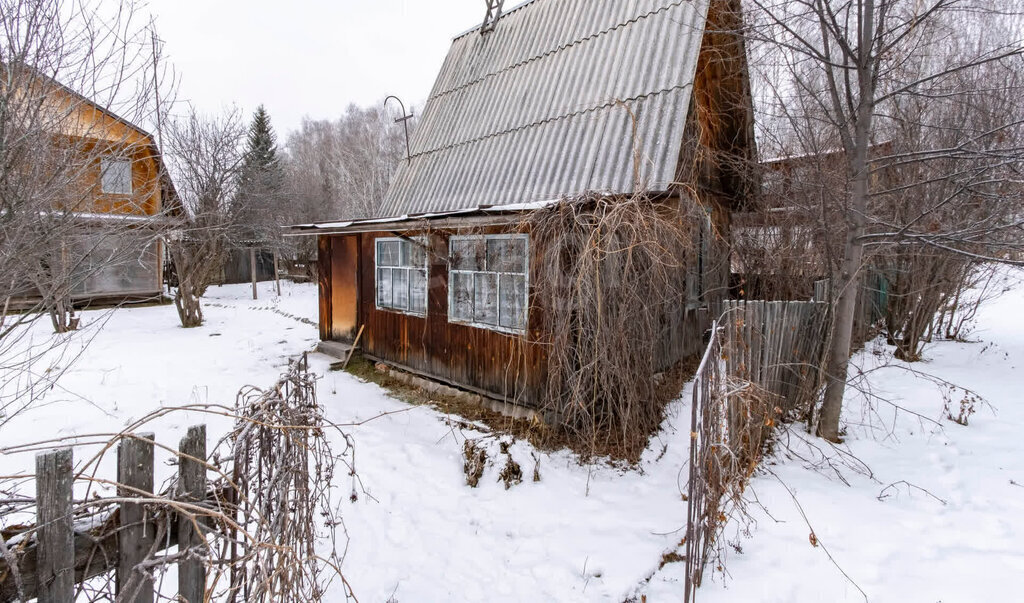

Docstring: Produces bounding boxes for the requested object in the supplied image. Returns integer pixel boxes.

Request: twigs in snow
[877,481,948,505]
[768,469,869,603]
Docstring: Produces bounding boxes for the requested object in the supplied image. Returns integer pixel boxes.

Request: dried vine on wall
[521,193,700,458]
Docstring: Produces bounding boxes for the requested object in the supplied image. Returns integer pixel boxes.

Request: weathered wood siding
[354,228,546,406]
[318,220,711,407]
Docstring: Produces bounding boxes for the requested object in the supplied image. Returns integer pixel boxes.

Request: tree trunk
[818,227,865,441]
[817,1,876,442]
[48,295,78,334]
[174,280,204,328]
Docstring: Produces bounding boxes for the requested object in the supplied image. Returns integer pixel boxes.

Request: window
[100,157,132,194]
[449,234,528,333]
[375,237,428,316]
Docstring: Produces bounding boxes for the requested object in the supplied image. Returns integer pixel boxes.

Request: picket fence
[0,427,212,603]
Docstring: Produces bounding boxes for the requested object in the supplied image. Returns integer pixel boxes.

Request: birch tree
[280,103,410,271]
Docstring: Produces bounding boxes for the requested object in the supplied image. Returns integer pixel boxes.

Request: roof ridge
[429,0,689,105]
[450,0,542,39]
[410,82,693,162]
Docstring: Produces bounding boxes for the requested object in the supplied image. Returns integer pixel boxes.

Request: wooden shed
[289,0,757,409]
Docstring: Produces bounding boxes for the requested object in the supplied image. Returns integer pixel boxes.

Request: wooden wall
[321,227,548,406]
[356,228,546,406]
[320,220,711,407]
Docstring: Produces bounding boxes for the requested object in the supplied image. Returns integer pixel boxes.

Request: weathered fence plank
[717,299,828,415]
[177,425,207,603]
[0,426,228,603]
[35,448,74,603]
[117,433,156,603]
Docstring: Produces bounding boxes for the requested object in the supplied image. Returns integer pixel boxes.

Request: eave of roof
[284,198,559,237]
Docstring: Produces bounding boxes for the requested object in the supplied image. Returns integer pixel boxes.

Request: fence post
[35,448,74,603]
[250,247,258,300]
[273,249,282,296]
[177,425,207,603]
[117,433,155,603]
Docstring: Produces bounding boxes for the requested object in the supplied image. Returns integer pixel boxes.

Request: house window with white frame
[100,157,133,195]
[375,237,428,316]
[449,234,528,333]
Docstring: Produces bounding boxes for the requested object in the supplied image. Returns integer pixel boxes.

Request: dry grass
[344,353,699,463]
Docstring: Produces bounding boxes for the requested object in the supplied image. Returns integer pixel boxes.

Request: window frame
[374,236,429,317]
[448,233,530,335]
[100,156,133,195]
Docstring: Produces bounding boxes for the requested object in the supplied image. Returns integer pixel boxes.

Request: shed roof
[378,0,711,218]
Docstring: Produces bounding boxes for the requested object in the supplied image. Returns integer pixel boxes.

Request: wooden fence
[719,299,829,415]
[0,426,212,603]
[685,299,829,601]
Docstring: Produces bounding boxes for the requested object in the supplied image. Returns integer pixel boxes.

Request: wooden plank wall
[355,229,546,407]
[321,224,712,408]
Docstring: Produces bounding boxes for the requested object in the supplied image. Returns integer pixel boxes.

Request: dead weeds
[463,440,487,487]
[344,353,699,465]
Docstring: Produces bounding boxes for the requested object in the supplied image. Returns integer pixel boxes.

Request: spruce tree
[243,105,279,171]
[234,105,285,242]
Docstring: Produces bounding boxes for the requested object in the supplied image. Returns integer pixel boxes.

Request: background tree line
[164,102,410,326]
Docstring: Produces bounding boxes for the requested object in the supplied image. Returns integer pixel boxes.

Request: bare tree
[1,0,174,422]
[164,108,246,327]
[744,0,1024,441]
[280,103,409,270]
[1,0,175,330]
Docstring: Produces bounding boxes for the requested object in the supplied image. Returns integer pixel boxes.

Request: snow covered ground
[645,271,1024,601]
[3,274,1024,601]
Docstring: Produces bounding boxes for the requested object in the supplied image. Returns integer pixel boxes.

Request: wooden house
[8,68,179,307]
[289,0,757,408]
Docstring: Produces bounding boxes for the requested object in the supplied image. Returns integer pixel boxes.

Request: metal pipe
[384,95,413,164]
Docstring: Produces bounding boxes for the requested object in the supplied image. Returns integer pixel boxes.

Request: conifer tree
[234,105,285,242]
[243,105,279,172]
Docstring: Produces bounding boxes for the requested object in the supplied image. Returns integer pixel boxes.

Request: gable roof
[378,0,712,219]
[3,63,186,217]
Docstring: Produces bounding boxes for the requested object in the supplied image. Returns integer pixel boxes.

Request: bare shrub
[219,355,355,602]
[935,264,1007,342]
[164,109,246,328]
[521,193,698,459]
[462,440,487,488]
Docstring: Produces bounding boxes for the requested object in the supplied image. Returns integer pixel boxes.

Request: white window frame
[374,236,429,317]
[100,156,133,195]
[448,233,529,335]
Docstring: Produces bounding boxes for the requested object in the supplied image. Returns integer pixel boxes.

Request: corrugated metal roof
[378,0,710,218]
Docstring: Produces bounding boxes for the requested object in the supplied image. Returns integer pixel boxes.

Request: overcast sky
[148,0,526,140]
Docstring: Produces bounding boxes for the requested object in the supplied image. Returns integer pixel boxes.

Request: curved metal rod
[384,95,413,164]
